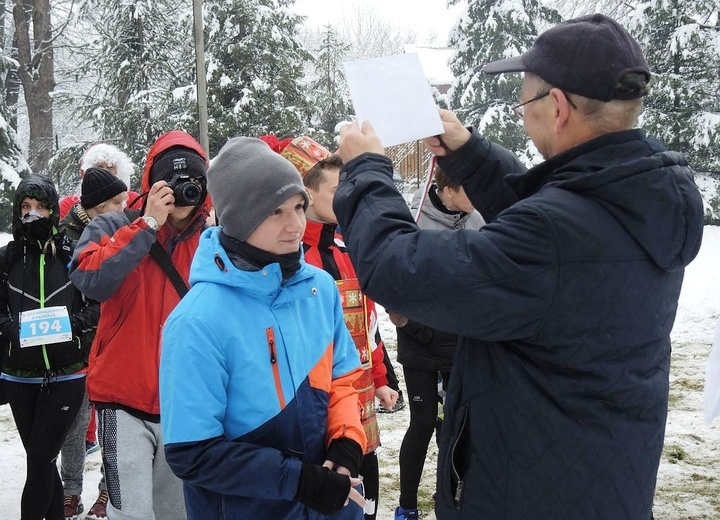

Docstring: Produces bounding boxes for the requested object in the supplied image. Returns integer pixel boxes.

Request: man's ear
[305,187,314,206]
[550,88,572,134]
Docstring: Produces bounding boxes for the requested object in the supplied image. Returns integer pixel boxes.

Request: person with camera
[69,130,209,520]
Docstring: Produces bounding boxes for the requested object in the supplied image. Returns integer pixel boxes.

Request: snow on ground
[1,228,720,519]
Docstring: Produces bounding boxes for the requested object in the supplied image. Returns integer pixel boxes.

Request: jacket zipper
[451,404,469,508]
[39,251,51,372]
[267,327,286,409]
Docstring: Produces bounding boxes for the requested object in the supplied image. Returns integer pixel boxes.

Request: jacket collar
[303,218,339,251]
[505,129,646,197]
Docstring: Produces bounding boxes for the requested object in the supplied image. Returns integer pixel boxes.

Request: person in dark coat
[0,174,99,520]
[332,14,705,520]
[390,165,484,520]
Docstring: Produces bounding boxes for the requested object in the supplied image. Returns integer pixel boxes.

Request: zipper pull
[454,479,464,508]
[267,328,277,364]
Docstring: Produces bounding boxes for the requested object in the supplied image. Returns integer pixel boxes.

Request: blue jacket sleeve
[165,437,302,501]
[333,153,558,341]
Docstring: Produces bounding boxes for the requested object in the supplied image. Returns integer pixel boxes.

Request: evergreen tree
[0,99,31,232]
[306,25,352,148]
[70,0,198,170]
[298,10,415,148]
[203,0,311,154]
[42,144,87,200]
[447,0,561,157]
[633,1,720,177]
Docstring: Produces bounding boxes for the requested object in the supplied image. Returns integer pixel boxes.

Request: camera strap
[124,209,189,298]
[149,242,189,299]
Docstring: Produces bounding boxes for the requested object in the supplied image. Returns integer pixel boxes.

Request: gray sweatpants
[60,384,92,495]
[99,408,186,520]
[61,385,107,496]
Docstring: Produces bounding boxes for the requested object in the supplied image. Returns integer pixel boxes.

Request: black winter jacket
[1,175,99,377]
[333,129,704,520]
[60,203,91,244]
[396,186,484,372]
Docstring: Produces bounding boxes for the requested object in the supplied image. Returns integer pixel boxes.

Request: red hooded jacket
[69,131,210,416]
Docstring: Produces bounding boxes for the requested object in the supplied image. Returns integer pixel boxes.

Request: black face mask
[20,215,53,242]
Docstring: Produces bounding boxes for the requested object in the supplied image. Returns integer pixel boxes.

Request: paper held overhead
[343,52,444,147]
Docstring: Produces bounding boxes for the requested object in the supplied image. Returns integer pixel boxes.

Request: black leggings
[7,377,85,520]
[360,450,379,520]
[381,343,401,393]
[398,368,450,510]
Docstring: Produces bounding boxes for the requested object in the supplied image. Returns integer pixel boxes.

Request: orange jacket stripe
[266,327,286,409]
[308,341,366,452]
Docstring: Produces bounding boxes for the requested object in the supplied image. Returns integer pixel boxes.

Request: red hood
[141,130,212,214]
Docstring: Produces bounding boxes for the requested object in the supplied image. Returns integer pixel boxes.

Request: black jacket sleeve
[70,295,100,337]
[400,319,457,349]
[334,153,556,341]
[438,129,527,222]
[0,245,13,351]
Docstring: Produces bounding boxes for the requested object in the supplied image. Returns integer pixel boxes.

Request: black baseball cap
[483,14,650,102]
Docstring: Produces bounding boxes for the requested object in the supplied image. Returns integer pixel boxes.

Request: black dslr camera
[166,173,203,207]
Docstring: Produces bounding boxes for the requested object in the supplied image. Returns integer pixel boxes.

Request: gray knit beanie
[207,137,310,242]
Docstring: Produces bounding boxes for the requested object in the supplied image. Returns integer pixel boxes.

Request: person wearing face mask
[0,174,100,520]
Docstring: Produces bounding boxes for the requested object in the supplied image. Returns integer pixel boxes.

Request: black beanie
[150,147,207,186]
[81,167,128,210]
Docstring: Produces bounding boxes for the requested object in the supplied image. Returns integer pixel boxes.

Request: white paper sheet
[703,317,720,425]
[343,53,444,147]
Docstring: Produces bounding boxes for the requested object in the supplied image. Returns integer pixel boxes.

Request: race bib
[19,306,72,348]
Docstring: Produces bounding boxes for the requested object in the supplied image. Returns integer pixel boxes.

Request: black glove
[325,438,363,477]
[295,462,351,515]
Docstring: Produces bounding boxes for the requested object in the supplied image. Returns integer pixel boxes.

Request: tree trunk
[12,0,55,172]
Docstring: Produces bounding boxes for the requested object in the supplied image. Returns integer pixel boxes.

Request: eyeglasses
[511,91,550,118]
[511,90,578,118]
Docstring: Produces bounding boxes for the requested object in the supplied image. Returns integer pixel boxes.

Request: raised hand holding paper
[343,53,444,147]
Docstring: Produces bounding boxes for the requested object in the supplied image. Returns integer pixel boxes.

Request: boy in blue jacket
[160,137,367,520]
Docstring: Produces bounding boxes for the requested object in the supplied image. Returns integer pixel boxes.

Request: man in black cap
[332,14,704,520]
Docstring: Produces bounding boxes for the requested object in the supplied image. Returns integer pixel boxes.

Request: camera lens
[180,183,202,205]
